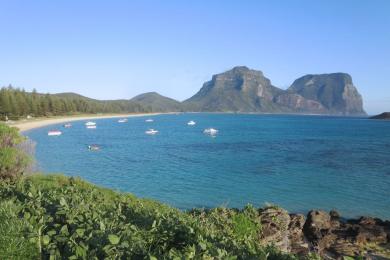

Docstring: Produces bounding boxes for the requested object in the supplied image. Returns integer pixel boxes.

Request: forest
[0,86,150,120]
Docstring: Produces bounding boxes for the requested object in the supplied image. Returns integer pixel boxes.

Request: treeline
[0,86,151,120]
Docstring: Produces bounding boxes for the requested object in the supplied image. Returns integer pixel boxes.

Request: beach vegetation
[0,123,30,180]
[0,174,302,259]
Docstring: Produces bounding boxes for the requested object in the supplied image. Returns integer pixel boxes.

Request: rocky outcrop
[184,67,366,115]
[274,93,326,114]
[370,112,390,120]
[257,207,390,259]
[259,207,292,252]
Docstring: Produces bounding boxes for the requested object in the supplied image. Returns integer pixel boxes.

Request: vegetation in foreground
[0,174,302,259]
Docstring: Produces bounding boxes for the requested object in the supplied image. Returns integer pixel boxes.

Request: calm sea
[25,114,390,219]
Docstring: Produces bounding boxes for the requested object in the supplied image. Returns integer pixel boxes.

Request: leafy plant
[0,175,300,259]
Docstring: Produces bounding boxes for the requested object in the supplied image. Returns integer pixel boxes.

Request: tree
[0,123,30,180]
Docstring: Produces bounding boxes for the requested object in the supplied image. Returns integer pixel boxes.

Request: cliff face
[288,73,366,115]
[184,66,284,112]
[184,67,366,115]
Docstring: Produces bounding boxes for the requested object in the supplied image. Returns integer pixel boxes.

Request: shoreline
[6,113,163,132]
[6,112,372,133]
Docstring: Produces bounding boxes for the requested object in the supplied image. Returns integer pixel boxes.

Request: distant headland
[370,112,390,120]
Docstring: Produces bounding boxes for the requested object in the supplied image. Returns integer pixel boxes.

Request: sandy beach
[7,113,162,132]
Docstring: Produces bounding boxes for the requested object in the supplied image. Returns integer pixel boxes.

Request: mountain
[183,66,285,112]
[130,92,182,112]
[287,73,365,115]
[184,66,366,115]
[370,112,390,120]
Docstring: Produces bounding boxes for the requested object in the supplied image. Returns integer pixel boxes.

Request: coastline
[6,113,163,132]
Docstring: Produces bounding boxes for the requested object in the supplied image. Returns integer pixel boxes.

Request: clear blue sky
[1,0,389,114]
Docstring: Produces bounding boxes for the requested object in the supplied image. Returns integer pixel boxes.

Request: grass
[0,174,305,259]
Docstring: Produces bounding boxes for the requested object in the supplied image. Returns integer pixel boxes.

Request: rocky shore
[258,207,390,259]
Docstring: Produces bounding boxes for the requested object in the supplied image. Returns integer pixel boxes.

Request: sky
[0,0,389,114]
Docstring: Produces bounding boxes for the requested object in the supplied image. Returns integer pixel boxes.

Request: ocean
[25,113,390,219]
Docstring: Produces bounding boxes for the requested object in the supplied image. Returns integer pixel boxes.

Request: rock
[353,217,388,244]
[304,210,332,240]
[327,240,361,258]
[329,210,341,229]
[274,93,326,113]
[255,207,390,258]
[288,214,310,255]
[259,207,291,252]
[303,210,337,253]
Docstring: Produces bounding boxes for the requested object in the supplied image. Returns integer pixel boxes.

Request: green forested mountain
[0,87,150,120]
[130,92,182,112]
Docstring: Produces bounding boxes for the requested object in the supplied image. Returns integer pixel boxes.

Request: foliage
[0,200,40,259]
[0,123,30,180]
[0,174,301,259]
[0,86,152,120]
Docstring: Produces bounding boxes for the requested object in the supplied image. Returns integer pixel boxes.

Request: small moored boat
[187,120,196,126]
[118,118,128,123]
[85,121,96,126]
[88,145,100,151]
[48,130,62,136]
[145,119,154,122]
[145,129,158,135]
[86,125,97,129]
[203,128,218,135]
[63,123,72,128]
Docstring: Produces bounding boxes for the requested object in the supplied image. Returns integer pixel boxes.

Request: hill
[131,92,182,112]
[370,112,390,120]
[0,87,149,120]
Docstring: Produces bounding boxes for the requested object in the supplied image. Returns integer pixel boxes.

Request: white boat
[145,129,158,135]
[48,130,62,136]
[145,119,154,122]
[203,128,218,135]
[88,145,100,151]
[118,118,128,123]
[187,120,196,126]
[63,123,72,128]
[85,121,96,126]
[86,125,97,129]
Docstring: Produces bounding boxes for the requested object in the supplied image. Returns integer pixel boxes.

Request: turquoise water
[25,114,390,219]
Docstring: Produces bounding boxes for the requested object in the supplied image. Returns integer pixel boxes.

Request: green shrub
[0,200,39,259]
[0,123,30,180]
[0,175,299,259]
